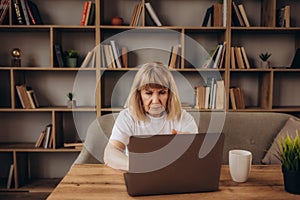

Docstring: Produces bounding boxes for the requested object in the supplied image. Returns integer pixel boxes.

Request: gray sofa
[74,112,296,165]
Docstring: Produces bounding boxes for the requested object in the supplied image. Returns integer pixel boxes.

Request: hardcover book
[20,0,30,25]
[54,44,65,67]
[13,0,24,25]
[27,0,43,25]
[0,0,9,25]
[202,5,213,27]
[291,48,300,68]
[145,2,162,26]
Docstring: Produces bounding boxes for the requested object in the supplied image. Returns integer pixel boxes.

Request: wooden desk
[47,164,299,200]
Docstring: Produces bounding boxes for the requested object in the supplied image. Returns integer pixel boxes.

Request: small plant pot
[282,166,300,194]
[260,61,270,69]
[67,100,76,108]
[66,58,77,67]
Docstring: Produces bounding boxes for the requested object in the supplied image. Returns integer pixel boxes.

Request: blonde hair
[126,62,182,121]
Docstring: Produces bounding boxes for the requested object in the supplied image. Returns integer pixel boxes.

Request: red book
[80,1,89,26]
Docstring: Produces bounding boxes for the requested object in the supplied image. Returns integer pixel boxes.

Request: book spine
[27,0,43,25]
[145,2,162,26]
[87,2,95,25]
[121,47,128,68]
[13,0,24,24]
[54,44,64,67]
[80,1,89,26]
[6,164,14,189]
[25,0,35,24]
[84,1,92,26]
[20,0,30,25]
[0,0,9,25]
[110,40,122,68]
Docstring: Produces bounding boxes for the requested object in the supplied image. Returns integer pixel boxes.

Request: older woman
[104,62,197,170]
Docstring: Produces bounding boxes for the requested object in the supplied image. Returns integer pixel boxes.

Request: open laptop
[124,132,225,196]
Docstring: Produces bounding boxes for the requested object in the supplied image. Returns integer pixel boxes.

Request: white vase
[67,100,76,108]
[261,61,270,69]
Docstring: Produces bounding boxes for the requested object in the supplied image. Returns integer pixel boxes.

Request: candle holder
[11,48,21,67]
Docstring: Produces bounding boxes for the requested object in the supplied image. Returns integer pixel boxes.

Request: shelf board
[230,68,272,72]
[5,67,96,71]
[100,67,225,72]
[0,107,96,112]
[272,106,300,112]
[0,143,81,152]
[231,26,300,33]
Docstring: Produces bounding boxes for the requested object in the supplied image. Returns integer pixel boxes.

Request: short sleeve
[109,109,135,145]
[179,110,198,133]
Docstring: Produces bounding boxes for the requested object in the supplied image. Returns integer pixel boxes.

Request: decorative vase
[66,58,77,67]
[282,166,300,194]
[260,61,270,69]
[67,100,76,108]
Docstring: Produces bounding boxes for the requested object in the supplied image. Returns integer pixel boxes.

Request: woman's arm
[103,139,128,171]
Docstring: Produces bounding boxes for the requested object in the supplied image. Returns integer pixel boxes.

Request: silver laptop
[124,132,225,196]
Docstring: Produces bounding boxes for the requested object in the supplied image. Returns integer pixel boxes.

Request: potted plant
[259,52,272,68]
[64,50,79,67]
[276,131,300,194]
[67,92,76,108]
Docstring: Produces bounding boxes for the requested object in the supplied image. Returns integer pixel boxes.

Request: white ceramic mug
[229,149,252,183]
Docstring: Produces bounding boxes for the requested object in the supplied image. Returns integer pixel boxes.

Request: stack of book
[12,0,43,25]
[80,1,95,26]
[194,79,225,110]
[100,40,128,68]
[16,85,39,109]
[64,142,83,150]
[230,46,250,69]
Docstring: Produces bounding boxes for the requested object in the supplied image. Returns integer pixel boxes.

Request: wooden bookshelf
[1,0,300,190]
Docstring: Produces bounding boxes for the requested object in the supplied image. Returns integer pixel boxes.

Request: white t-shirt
[109,108,198,145]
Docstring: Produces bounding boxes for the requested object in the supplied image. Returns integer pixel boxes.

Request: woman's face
[140,86,169,117]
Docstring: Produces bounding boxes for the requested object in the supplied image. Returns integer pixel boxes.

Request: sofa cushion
[261,117,300,164]
[191,112,291,164]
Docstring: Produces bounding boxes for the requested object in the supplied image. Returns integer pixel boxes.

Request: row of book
[16,84,39,109]
[194,79,225,110]
[168,45,181,69]
[130,2,142,26]
[229,87,245,110]
[34,124,53,148]
[276,5,290,28]
[100,41,128,68]
[202,1,227,27]
[11,0,43,25]
[80,1,95,26]
[230,46,250,69]
[130,2,162,26]
[202,42,226,69]
[0,0,8,24]
[232,1,250,27]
